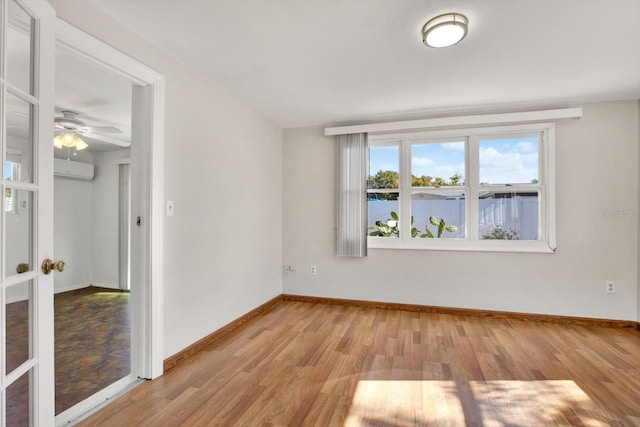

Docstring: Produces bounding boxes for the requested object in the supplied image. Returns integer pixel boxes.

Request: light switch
[166,200,175,216]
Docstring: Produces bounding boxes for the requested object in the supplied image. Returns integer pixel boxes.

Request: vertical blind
[336,133,368,257]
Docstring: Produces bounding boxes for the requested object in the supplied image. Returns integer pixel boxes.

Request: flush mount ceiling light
[422,13,468,48]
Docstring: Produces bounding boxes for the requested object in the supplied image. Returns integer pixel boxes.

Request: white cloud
[433,163,465,179]
[412,157,435,168]
[412,158,464,181]
[440,141,465,152]
[516,141,537,152]
[479,146,537,184]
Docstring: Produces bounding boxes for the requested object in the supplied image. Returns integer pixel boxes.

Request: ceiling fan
[54,110,129,149]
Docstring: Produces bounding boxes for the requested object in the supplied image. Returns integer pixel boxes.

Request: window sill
[368,238,555,253]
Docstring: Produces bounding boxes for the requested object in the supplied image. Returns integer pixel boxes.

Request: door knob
[41,259,65,275]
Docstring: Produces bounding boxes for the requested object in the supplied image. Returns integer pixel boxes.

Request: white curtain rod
[324,107,582,136]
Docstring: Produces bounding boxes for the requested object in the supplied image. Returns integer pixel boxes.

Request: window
[367,123,555,252]
[4,159,21,213]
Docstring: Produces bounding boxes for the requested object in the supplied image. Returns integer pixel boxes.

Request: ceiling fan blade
[79,126,122,134]
[80,131,131,148]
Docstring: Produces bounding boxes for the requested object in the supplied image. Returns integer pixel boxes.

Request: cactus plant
[422,216,457,238]
[369,211,400,237]
[370,212,457,238]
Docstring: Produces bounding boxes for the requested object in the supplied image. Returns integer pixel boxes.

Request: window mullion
[467,136,479,241]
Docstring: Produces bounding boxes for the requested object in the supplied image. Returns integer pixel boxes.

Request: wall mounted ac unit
[54,158,95,181]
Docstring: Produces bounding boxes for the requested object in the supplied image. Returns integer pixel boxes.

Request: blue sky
[369,137,539,185]
[412,141,465,182]
[5,162,14,180]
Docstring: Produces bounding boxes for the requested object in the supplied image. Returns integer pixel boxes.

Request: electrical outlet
[606,281,615,294]
[310,265,317,275]
[284,265,295,274]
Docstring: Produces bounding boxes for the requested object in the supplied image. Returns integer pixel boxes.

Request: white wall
[92,149,129,288]
[53,177,93,292]
[283,101,639,322]
[53,149,127,292]
[51,1,284,359]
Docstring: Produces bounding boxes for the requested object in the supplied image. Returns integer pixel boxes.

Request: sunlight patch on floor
[346,380,610,426]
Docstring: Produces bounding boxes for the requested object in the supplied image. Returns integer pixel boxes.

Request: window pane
[368,145,399,189]
[5,91,34,183]
[411,190,465,239]
[368,193,399,237]
[5,190,33,279]
[479,136,539,185]
[6,280,33,373]
[479,192,539,240]
[6,368,33,427]
[7,0,34,94]
[411,141,465,187]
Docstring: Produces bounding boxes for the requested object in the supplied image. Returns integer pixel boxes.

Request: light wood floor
[79,301,640,426]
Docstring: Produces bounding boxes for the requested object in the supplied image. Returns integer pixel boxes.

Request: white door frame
[55,20,165,380]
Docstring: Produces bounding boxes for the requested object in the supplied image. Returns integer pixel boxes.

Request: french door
[1,0,56,425]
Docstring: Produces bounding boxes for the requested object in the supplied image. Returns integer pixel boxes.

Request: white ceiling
[84,0,640,129]
[55,47,132,152]
[5,14,131,153]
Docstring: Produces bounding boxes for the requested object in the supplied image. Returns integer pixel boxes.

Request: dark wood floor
[5,286,130,425]
[4,296,31,426]
[80,300,640,426]
[54,286,130,414]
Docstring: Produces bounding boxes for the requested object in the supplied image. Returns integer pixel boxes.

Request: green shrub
[480,226,519,240]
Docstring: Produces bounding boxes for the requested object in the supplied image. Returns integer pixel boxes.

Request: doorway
[52,18,166,425]
[2,3,163,424]
[52,41,135,416]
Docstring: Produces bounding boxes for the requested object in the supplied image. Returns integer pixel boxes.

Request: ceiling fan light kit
[53,110,126,152]
[53,131,88,151]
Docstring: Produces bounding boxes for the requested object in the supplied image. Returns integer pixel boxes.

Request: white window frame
[368,122,556,253]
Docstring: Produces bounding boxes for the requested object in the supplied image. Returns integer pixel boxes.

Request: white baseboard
[9,283,91,304]
[54,282,91,294]
[9,282,122,302]
[90,282,122,290]
[54,282,123,294]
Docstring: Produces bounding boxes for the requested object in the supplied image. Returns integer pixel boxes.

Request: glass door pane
[2,0,56,424]
[5,281,33,373]
[1,0,38,423]
[6,0,34,95]
[5,91,34,184]
[6,369,33,426]
[5,189,34,278]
